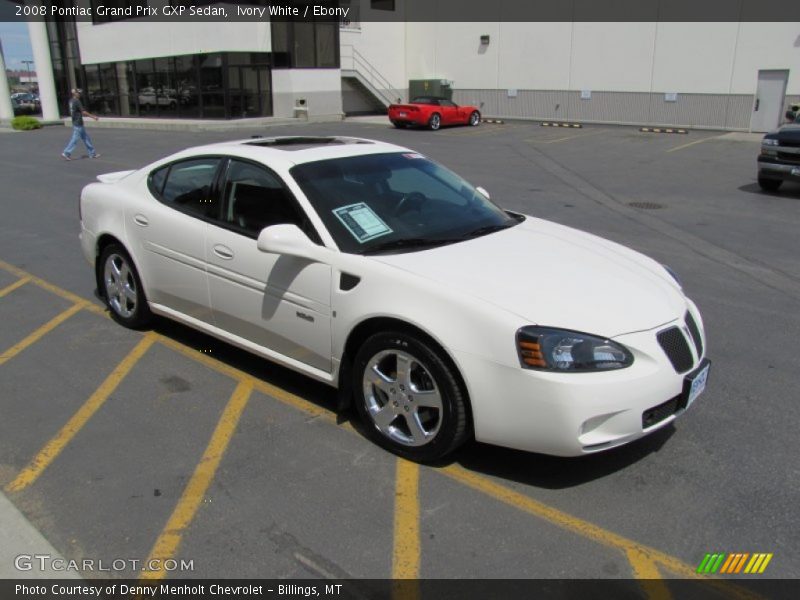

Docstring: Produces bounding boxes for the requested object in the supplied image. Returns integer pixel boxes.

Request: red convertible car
[388,96,481,130]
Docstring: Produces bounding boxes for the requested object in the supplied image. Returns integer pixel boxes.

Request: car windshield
[290,152,520,255]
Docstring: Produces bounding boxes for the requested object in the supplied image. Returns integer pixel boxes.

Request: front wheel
[757,177,782,192]
[428,113,441,131]
[353,331,470,462]
[469,111,481,126]
[99,244,152,329]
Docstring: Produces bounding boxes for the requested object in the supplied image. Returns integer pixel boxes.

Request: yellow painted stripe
[734,553,750,573]
[5,333,157,493]
[720,553,737,574]
[0,303,85,367]
[626,548,672,600]
[440,466,764,600]
[141,380,252,581]
[757,553,773,574]
[0,276,31,298]
[0,258,105,316]
[392,459,420,579]
[750,553,767,573]
[0,259,767,600]
[743,554,759,574]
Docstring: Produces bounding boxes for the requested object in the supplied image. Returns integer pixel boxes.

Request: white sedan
[79,136,709,461]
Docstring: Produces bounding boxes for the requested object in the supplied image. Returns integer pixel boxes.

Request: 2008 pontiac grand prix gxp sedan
[79,136,710,462]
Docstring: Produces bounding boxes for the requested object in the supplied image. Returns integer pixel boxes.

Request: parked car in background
[79,136,709,462]
[137,87,178,109]
[388,97,481,131]
[757,113,800,192]
[11,92,39,114]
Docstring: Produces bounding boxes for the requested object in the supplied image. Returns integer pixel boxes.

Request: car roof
[164,136,413,169]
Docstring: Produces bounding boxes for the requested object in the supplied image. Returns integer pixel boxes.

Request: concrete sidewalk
[0,492,80,579]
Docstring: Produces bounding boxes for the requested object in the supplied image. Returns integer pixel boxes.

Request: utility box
[409,79,452,101]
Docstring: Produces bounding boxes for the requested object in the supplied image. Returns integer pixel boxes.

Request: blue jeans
[63,125,97,157]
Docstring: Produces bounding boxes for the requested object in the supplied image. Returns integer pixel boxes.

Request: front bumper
[458,314,708,456]
[757,156,800,181]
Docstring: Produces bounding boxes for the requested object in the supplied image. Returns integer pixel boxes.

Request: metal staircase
[340,45,404,110]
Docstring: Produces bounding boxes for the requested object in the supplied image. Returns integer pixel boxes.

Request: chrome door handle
[213,244,234,260]
[133,214,149,226]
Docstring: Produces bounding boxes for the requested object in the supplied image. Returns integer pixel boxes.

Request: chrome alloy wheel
[429,113,441,130]
[103,253,138,319]
[362,349,443,447]
[469,111,480,126]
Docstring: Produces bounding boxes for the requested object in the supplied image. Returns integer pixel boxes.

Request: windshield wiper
[362,237,459,255]
[458,223,515,240]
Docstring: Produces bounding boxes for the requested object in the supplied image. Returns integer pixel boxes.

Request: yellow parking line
[0,259,767,597]
[626,548,672,600]
[0,276,31,298]
[5,333,157,493]
[0,258,105,316]
[141,380,253,581]
[392,459,420,600]
[440,465,763,600]
[0,302,86,367]
[393,459,421,578]
[666,134,725,153]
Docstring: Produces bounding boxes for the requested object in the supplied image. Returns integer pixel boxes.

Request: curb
[541,122,583,128]
[640,127,689,134]
[481,118,505,124]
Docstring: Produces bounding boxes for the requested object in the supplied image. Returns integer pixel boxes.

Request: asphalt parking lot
[0,118,798,593]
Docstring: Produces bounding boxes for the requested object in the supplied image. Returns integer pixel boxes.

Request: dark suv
[757,109,800,192]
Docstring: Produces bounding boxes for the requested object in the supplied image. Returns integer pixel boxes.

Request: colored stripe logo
[697,553,773,574]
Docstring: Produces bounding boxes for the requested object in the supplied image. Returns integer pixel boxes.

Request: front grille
[776,152,800,164]
[642,395,680,429]
[657,327,694,373]
[684,311,704,358]
[779,140,800,148]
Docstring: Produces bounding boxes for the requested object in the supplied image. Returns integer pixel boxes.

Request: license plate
[685,362,710,408]
[399,112,407,117]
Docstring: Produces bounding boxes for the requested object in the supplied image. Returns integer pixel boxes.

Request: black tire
[98,244,152,329]
[428,113,441,131]
[757,177,782,192]
[352,331,470,462]
[469,111,481,126]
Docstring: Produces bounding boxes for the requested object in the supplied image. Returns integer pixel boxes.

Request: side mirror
[475,186,490,200]
[257,224,328,262]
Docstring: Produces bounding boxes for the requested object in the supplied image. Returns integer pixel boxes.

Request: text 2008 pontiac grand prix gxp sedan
[79,136,710,462]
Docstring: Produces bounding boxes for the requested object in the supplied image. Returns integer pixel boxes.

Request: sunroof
[244,137,373,151]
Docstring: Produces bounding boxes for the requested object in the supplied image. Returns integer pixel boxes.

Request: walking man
[62,88,100,160]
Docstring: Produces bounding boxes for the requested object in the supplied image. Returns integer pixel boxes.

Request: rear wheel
[353,331,469,462]
[428,113,441,131]
[469,111,481,126]
[757,177,782,192]
[99,244,152,329]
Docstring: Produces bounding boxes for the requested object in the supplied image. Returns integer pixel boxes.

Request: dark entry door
[228,65,272,118]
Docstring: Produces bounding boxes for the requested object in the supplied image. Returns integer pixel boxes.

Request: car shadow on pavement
[738,182,800,198]
[445,426,676,490]
[147,315,675,487]
[151,316,340,414]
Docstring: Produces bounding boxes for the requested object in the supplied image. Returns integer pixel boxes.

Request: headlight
[516,326,633,372]
[762,138,779,146]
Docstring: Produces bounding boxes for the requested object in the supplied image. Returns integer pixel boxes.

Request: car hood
[371,217,686,337]
[770,124,800,139]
